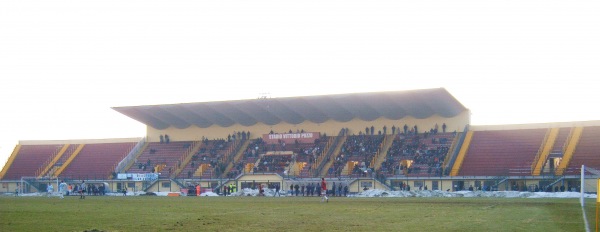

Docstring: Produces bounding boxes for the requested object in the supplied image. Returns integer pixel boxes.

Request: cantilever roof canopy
[112,88,468,130]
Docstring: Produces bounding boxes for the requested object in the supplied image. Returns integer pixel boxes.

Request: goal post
[19,176,59,194]
[579,165,588,232]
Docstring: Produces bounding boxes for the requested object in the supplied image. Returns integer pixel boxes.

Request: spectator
[274,183,281,197]
[331,182,336,196]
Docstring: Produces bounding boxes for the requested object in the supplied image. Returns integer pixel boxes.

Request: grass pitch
[0,195,593,232]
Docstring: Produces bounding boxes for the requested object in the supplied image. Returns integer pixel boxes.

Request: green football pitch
[0,196,595,232]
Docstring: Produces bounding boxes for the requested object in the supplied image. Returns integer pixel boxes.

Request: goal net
[19,176,59,195]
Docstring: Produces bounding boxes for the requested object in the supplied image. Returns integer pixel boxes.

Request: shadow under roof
[112,88,468,130]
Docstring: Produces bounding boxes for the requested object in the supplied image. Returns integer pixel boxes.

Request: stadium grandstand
[1,88,598,195]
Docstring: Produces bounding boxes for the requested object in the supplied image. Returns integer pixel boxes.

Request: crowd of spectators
[129,125,453,180]
[68,183,107,196]
[196,139,230,164]
[187,138,237,178]
[254,154,293,173]
[227,131,250,142]
[286,181,349,197]
[331,134,384,177]
[379,127,453,177]
[226,133,329,178]
[295,141,326,177]
[226,138,265,178]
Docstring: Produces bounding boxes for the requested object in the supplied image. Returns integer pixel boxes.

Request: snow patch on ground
[5,189,596,199]
[229,188,287,197]
[350,189,597,199]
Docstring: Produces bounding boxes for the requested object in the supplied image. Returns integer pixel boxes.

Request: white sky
[1,0,599,171]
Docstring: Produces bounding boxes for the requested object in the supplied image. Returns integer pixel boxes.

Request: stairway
[531,128,559,176]
[373,134,396,171]
[555,127,583,175]
[37,144,71,178]
[442,132,461,172]
[318,135,347,177]
[171,140,203,178]
[120,142,149,174]
[296,162,311,177]
[341,161,353,176]
[245,163,254,173]
[53,144,85,178]
[450,131,474,176]
[221,139,251,178]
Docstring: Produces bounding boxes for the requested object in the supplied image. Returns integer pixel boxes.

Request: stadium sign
[117,173,159,181]
[262,132,320,144]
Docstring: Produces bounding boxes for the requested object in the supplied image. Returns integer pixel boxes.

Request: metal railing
[115,137,146,173]
[313,128,347,177]
[443,125,469,175]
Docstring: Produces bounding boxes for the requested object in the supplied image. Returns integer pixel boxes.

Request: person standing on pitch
[79,180,86,199]
[59,180,68,199]
[47,183,54,198]
[321,178,328,203]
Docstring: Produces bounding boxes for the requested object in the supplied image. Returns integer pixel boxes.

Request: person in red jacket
[321,178,328,203]
[196,184,201,196]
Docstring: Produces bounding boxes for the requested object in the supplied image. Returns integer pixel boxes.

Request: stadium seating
[332,134,384,178]
[59,142,135,180]
[381,132,453,177]
[564,126,600,175]
[126,141,193,178]
[2,144,62,180]
[176,139,236,179]
[550,127,570,154]
[296,141,327,178]
[223,136,329,178]
[458,129,546,176]
[254,152,293,174]
[5,126,599,183]
[225,139,265,178]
